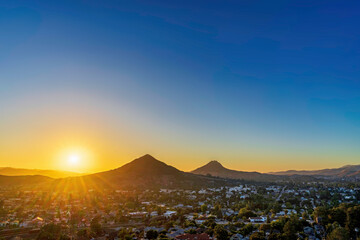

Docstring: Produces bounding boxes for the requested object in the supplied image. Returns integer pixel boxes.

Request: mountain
[191,160,281,181]
[0,175,53,186]
[0,167,82,178]
[50,155,235,191]
[269,165,360,178]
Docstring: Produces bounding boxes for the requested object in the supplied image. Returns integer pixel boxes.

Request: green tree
[327,226,349,240]
[283,221,297,240]
[90,216,103,236]
[329,207,346,226]
[239,223,254,236]
[201,204,208,213]
[214,225,229,240]
[37,224,62,240]
[238,208,256,219]
[77,228,91,240]
[346,205,360,237]
[268,233,282,240]
[250,231,265,240]
[146,230,158,240]
[302,211,308,220]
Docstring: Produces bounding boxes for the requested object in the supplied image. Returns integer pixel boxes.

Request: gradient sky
[1,0,360,173]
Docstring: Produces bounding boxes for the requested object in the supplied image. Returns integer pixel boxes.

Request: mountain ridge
[0,175,53,186]
[0,167,82,178]
[3,156,359,189]
[191,160,281,181]
[49,155,235,191]
[269,164,360,178]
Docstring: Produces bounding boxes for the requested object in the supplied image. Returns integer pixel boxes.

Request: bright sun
[68,154,80,166]
[57,148,92,172]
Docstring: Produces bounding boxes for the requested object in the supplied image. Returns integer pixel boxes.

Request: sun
[68,154,80,166]
[56,147,93,172]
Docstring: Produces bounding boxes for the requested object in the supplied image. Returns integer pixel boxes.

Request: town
[1,181,360,240]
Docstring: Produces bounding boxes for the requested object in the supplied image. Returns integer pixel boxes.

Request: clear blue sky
[1,0,360,172]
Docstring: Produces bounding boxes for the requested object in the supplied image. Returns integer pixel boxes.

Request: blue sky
[1,0,360,172]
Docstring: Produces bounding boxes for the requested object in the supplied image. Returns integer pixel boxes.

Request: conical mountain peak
[114,154,181,176]
[133,154,159,163]
[206,160,224,168]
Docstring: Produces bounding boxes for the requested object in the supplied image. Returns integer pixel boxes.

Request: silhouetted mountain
[0,167,81,178]
[50,155,235,191]
[269,165,360,178]
[192,160,281,181]
[0,175,53,186]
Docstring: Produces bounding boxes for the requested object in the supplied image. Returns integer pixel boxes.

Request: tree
[146,230,158,240]
[201,204,208,213]
[239,223,254,236]
[314,206,329,225]
[238,208,256,219]
[283,221,297,240]
[214,225,229,240]
[250,231,265,240]
[270,219,285,232]
[302,211,308,220]
[59,235,70,240]
[268,233,282,240]
[37,224,62,240]
[259,223,270,232]
[165,221,174,230]
[90,216,103,236]
[118,228,134,239]
[327,226,349,240]
[77,228,91,240]
[329,207,346,226]
[346,205,360,237]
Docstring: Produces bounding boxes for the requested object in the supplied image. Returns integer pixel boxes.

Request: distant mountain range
[191,160,281,181]
[1,155,359,189]
[269,165,360,178]
[0,175,53,186]
[0,167,82,178]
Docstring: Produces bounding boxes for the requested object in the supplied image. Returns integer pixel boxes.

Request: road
[276,186,286,201]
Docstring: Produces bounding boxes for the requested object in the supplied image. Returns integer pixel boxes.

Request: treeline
[313,203,360,239]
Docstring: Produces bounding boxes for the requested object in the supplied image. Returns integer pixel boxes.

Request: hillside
[191,161,281,181]
[50,155,235,191]
[0,167,81,178]
[270,165,360,178]
[0,175,53,187]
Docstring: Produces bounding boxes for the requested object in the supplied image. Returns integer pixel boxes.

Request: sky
[1,0,360,173]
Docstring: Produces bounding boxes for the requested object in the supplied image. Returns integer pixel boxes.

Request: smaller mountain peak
[207,160,223,167]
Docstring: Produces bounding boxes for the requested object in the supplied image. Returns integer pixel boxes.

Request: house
[175,233,212,240]
[249,216,267,223]
[144,226,164,233]
[128,211,147,218]
[230,233,244,240]
[167,228,185,239]
[164,210,177,217]
[195,219,205,225]
[31,217,44,227]
[304,226,314,236]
